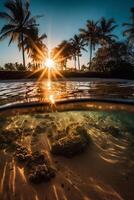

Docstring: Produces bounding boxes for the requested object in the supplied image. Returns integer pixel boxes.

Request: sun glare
[45,58,55,69]
[47,81,51,89]
[49,94,55,104]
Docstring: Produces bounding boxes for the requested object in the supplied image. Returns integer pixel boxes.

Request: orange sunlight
[45,58,55,69]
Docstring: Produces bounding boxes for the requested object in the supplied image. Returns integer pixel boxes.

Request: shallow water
[0,79,134,106]
[0,79,134,200]
[0,110,134,200]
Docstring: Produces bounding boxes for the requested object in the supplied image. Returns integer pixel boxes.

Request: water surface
[0,79,134,107]
[0,79,134,200]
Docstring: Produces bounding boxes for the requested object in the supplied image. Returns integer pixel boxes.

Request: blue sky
[0,0,134,66]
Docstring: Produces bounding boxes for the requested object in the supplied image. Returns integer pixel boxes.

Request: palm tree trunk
[78,55,80,71]
[64,59,67,70]
[74,56,77,71]
[21,33,26,69]
[89,41,92,70]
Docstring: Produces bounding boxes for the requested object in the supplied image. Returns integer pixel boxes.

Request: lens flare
[45,58,55,69]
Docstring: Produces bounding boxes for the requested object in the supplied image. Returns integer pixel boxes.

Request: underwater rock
[23,151,56,184]
[9,141,21,151]
[35,124,47,133]
[47,132,53,138]
[51,127,90,157]
[15,146,31,162]
[0,134,6,144]
[28,164,55,184]
[75,126,90,143]
[0,129,22,149]
[26,151,47,168]
[53,130,67,141]
[15,148,56,184]
[0,143,8,149]
[106,126,122,137]
[22,127,34,136]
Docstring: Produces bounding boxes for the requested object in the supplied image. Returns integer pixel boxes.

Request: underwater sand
[0,110,134,200]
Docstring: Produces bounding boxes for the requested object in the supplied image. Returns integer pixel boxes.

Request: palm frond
[39,33,47,40]
[5,0,19,21]
[0,11,14,22]
[0,24,15,34]
[8,33,14,46]
[123,22,132,26]
[0,30,13,41]
[108,25,118,32]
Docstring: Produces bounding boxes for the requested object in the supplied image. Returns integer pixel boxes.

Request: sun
[45,58,55,69]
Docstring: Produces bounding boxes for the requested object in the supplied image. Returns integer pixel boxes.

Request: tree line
[0,0,134,74]
[51,9,134,73]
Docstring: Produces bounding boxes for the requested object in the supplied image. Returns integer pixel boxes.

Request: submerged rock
[28,164,55,184]
[14,150,56,184]
[76,126,90,144]
[26,151,47,168]
[51,127,90,157]
[0,129,22,149]
[15,146,31,162]
[106,126,122,137]
[35,124,47,133]
[9,141,21,151]
[27,151,55,184]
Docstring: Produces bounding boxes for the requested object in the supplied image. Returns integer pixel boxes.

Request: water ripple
[0,79,134,106]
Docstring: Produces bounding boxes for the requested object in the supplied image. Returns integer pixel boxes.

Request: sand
[0,111,134,200]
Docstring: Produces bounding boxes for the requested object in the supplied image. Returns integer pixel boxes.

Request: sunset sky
[0,0,133,66]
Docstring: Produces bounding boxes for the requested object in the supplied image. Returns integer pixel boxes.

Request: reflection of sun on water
[47,81,52,90]
[41,80,55,104]
[49,94,55,104]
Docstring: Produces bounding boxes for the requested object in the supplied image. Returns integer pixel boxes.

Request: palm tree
[21,28,47,67]
[80,20,99,68]
[52,40,72,70]
[70,34,87,70]
[123,8,134,45]
[99,17,118,45]
[69,41,77,70]
[0,0,39,68]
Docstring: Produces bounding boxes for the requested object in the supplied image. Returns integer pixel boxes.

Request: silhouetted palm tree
[70,34,87,70]
[123,8,134,45]
[99,17,118,45]
[52,40,72,70]
[0,0,39,68]
[80,20,99,69]
[21,28,47,66]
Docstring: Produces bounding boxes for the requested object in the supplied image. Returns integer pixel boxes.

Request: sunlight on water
[0,80,134,106]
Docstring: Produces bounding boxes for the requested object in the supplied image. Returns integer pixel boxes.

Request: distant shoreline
[0,77,134,83]
[0,70,134,81]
